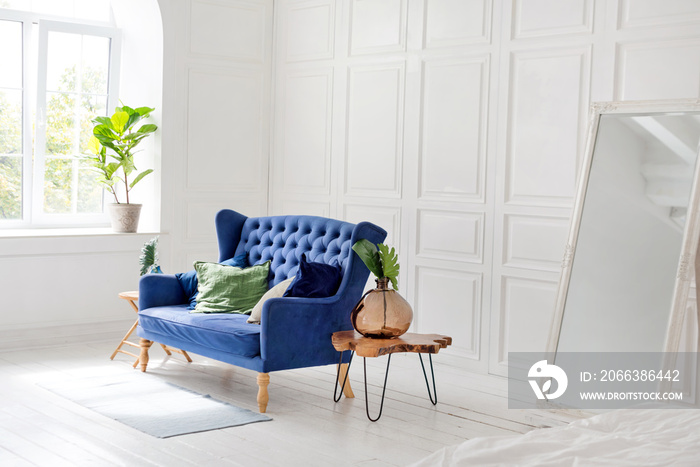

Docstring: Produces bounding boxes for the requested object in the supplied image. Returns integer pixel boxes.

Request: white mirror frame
[547,98,700,356]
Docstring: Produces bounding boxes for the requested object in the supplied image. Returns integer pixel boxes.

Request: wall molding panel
[615,38,700,101]
[279,68,334,195]
[423,0,492,48]
[505,47,591,207]
[492,275,558,374]
[343,204,401,247]
[348,0,407,56]
[285,0,335,62]
[189,0,268,62]
[414,266,482,359]
[503,214,570,272]
[618,0,700,30]
[186,67,266,192]
[512,0,593,40]
[417,209,484,264]
[420,55,489,203]
[344,62,406,198]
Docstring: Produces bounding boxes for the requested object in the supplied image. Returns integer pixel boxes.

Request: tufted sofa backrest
[214,209,384,289]
[239,216,355,286]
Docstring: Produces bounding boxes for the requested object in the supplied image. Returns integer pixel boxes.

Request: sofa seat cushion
[139,305,261,358]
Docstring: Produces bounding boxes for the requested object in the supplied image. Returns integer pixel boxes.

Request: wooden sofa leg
[338,363,355,398]
[257,373,270,413]
[139,338,153,372]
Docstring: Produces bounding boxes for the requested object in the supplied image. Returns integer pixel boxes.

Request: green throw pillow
[192,261,270,314]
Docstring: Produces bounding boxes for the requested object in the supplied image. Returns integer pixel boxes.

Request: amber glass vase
[351,277,413,338]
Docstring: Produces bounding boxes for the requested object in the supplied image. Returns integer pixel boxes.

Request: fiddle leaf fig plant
[352,239,400,290]
[85,105,158,204]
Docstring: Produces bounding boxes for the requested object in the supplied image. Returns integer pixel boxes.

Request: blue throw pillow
[283,254,342,298]
[176,253,247,309]
[220,254,248,268]
[175,269,198,308]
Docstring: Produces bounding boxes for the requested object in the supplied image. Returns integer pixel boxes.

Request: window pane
[0,156,22,219]
[42,29,113,217]
[0,21,23,222]
[45,91,76,155]
[35,22,117,222]
[77,160,103,213]
[43,157,73,213]
[46,32,80,92]
[79,95,107,155]
[0,20,22,89]
[0,89,23,154]
[81,36,109,95]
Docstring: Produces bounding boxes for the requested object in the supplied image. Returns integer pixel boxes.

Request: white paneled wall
[271,0,497,369]
[4,0,698,368]
[270,0,700,375]
[489,0,594,374]
[164,0,273,270]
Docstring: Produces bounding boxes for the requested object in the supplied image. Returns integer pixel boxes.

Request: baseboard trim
[0,318,134,352]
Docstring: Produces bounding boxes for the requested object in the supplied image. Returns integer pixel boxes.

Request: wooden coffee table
[331,330,452,421]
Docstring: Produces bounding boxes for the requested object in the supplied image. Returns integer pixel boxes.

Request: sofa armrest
[259,295,352,371]
[138,274,187,311]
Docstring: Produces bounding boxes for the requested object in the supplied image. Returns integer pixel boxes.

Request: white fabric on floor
[410,409,700,466]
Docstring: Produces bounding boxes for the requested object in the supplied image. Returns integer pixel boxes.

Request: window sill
[0,228,166,257]
[0,227,161,238]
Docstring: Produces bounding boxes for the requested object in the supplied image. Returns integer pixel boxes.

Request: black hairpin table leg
[419,353,438,405]
[334,350,354,402]
[331,331,452,422]
[364,354,392,422]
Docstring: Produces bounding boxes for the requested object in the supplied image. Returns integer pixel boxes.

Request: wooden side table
[331,330,452,421]
[110,291,193,367]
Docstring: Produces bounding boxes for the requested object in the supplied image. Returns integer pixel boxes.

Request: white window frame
[0,9,121,229]
[0,10,31,229]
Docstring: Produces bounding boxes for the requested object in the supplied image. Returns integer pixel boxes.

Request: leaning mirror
[548,100,700,355]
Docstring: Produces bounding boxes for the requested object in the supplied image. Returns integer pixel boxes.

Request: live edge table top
[331,331,452,358]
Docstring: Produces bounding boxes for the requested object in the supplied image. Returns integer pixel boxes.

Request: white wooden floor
[0,339,584,466]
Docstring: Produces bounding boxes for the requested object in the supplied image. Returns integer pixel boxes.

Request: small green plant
[85,104,158,204]
[139,236,161,276]
[352,239,400,290]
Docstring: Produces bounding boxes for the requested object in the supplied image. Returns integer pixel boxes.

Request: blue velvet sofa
[137,209,386,412]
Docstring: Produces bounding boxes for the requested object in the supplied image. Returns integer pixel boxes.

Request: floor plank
[0,339,585,466]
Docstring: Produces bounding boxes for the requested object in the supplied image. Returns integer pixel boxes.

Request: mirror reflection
[557,111,700,353]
